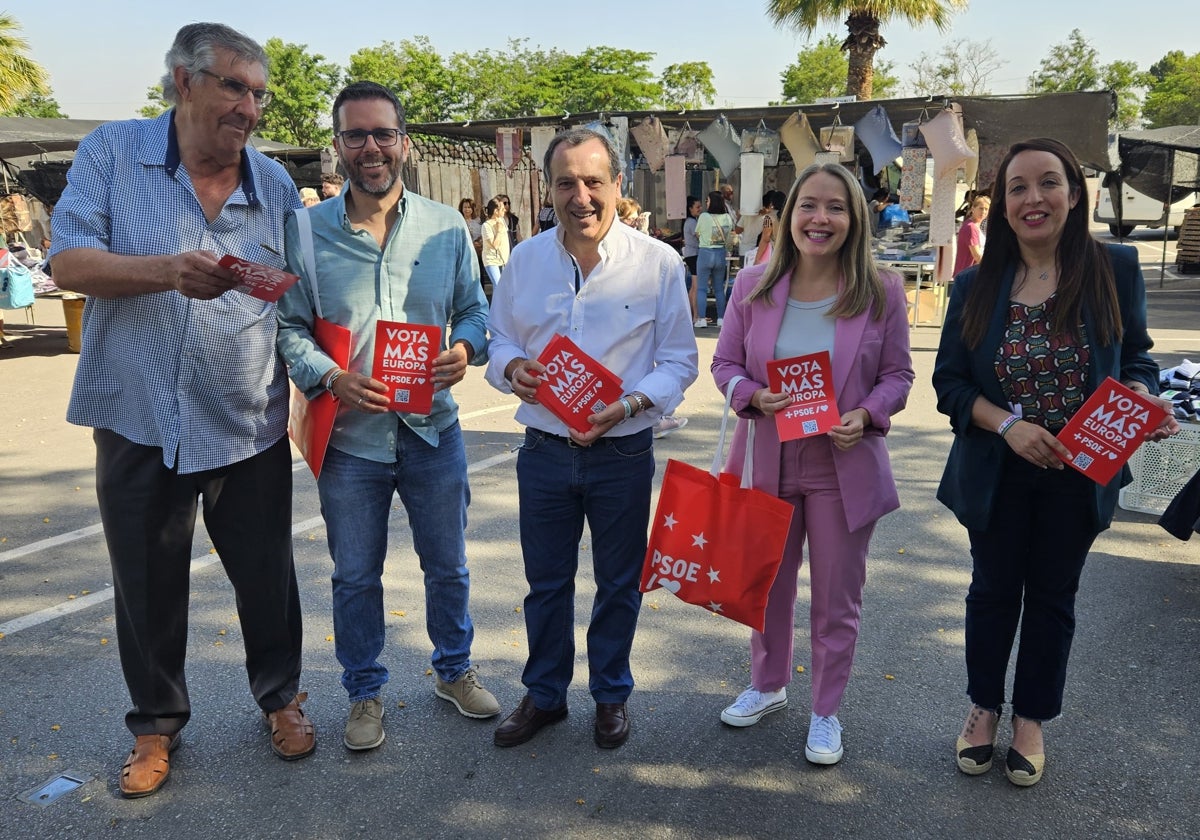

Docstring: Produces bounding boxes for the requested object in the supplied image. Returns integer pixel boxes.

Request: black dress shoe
[493,694,567,748]
[594,702,630,749]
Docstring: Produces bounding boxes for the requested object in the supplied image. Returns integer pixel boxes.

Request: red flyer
[534,334,624,434]
[766,351,839,441]
[218,255,300,302]
[1055,377,1168,485]
[371,321,441,416]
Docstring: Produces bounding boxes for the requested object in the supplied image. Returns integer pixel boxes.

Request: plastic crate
[1118,423,1200,515]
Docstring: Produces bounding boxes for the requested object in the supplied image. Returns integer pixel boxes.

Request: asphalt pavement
[0,232,1198,840]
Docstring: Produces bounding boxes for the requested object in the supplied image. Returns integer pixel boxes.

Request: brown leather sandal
[119,733,180,798]
[263,691,316,760]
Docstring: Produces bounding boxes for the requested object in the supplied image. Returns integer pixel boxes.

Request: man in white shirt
[486,127,698,750]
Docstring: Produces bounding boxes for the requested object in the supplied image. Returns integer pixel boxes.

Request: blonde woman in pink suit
[712,162,914,765]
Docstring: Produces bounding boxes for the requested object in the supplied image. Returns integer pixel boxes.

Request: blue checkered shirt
[51,112,303,473]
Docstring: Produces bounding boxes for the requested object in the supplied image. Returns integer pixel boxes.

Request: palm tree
[766,0,967,100]
[0,13,49,113]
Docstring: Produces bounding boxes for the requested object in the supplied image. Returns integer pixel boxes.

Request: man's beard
[350,156,402,195]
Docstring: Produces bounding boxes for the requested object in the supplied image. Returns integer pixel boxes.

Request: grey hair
[160,23,268,106]
[543,127,621,181]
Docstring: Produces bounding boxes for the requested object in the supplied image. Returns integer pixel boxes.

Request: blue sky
[18,0,1178,120]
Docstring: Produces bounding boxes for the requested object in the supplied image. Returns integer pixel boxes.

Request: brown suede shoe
[594,702,630,749]
[119,733,181,798]
[493,694,568,748]
[264,691,316,760]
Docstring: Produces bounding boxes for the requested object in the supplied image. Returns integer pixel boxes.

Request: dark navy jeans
[515,427,655,709]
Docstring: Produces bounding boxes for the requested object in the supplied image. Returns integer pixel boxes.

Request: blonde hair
[748,163,884,320]
[616,197,640,223]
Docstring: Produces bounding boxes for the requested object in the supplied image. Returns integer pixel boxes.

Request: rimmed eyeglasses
[337,129,404,149]
[196,69,272,109]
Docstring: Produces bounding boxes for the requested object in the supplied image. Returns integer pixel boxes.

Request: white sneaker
[694,318,708,328]
[720,686,787,727]
[716,318,724,327]
[653,416,688,439]
[805,713,843,765]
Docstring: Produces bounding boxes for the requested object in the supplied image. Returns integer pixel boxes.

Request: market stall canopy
[1117,126,1200,204]
[0,117,108,158]
[0,117,321,205]
[408,91,1116,175]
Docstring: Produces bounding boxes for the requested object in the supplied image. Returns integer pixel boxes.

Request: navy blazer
[932,243,1158,532]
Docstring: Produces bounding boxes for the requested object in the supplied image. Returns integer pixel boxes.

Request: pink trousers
[750,435,874,717]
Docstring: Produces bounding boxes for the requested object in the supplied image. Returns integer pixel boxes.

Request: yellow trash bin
[62,294,85,353]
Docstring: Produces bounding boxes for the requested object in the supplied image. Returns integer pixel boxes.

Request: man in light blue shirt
[50,22,314,798]
[277,82,496,752]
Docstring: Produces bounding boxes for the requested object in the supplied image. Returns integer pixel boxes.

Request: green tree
[0,13,49,112]
[778,34,900,104]
[1027,28,1102,91]
[1142,51,1200,128]
[659,62,717,110]
[911,38,1004,96]
[766,0,966,99]
[553,47,661,114]
[1027,29,1149,129]
[780,34,848,103]
[2,89,67,118]
[139,84,168,119]
[348,37,461,123]
[446,40,570,120]
[256,39,342,146]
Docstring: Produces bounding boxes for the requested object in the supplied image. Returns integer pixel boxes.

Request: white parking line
[0,449,518,638]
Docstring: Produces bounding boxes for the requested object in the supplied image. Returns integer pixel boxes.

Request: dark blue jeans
[515,428,655,708]
[965,451,1100,721]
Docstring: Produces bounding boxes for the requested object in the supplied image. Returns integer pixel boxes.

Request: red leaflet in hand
[533,334,624,434]
[1055,377,1168,485]
[372,321,441,416]
[218,255,299,302]
[766,351,839,441]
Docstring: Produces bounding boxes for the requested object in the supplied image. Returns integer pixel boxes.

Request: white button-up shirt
[486,222,699,437]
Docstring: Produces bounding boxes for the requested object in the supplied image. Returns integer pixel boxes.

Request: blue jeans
[317,422,475,700]
[484,264,503,286]
[516,428,655,708]
[695,248,727,319]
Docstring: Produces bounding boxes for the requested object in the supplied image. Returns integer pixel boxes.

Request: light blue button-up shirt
[51,111,302,473]
[276,189,488,461]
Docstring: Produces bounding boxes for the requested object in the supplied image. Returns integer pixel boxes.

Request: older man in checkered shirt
[50,23,314,798]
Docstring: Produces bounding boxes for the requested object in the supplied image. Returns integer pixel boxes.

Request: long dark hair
[960,137,1121,349]
[706,191,727,214]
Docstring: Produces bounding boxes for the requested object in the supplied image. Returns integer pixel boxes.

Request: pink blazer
[711,263,914,532]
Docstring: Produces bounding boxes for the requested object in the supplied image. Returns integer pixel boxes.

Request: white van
[1094,181,1197,237]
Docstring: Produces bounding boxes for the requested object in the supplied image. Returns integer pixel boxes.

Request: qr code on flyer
[1071,452,1094,470]
[394,389,411,404]
[802,419,819,435]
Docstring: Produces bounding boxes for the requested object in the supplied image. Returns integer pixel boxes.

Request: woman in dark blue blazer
[933,138,1178,787]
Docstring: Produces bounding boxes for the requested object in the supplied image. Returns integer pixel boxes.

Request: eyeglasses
[196,69,272,108]
[337,129,403,149]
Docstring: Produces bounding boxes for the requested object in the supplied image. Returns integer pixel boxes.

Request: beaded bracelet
[997,414,1020,438]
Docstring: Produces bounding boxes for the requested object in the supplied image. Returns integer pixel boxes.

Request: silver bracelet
[325,369,344,398]
[628,392,649,415]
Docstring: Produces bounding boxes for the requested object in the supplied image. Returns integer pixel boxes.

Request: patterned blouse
[994,294,1090,432]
